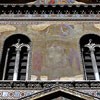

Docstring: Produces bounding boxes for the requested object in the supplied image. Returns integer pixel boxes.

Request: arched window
[80,34,100,80]
[0,34,31,80]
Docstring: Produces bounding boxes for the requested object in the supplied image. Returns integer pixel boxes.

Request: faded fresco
[0,21,100,81]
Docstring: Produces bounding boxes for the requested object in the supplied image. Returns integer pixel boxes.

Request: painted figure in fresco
[60,24,74,36]
[44,43,82,79]
[49,0,55,4]
[46,44,67,66]
[33,50,43,77]
[44,44,68,79]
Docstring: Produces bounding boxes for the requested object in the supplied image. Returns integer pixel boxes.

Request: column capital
[7,48,10,52]
[85,39,95,52]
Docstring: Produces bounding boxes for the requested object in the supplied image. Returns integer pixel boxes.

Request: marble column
[13,48,20,81]
[2,48,10,80]
[26,49,30,80]
[90,49,100,80]
[85,39,100,80]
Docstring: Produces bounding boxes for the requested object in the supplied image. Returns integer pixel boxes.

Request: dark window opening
[0,34,31,80]
[4,47,16,80]
[18,47,28,80]
[80,34,100,80]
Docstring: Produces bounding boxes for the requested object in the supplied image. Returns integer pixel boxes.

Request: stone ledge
[0,81,100,90]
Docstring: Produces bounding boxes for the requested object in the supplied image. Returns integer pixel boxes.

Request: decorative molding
[0,4,100,20]
[0,4,99,14]
[20,85,96,100]
[1,81,100,99]
[0,81,100,90]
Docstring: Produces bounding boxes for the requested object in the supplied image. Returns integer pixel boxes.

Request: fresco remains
[0,21,100,80]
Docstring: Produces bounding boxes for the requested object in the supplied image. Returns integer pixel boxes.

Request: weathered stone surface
[0,25,16,33]
[0,21,100,81]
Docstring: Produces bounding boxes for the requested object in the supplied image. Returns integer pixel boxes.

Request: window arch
[80,34,100,80]
[0,34,31,80]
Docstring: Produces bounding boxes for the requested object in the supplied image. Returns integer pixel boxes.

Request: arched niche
[0,34,31,80]
[80,34,100,80]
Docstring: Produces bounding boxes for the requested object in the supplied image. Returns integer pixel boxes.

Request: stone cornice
[0,4,99,20]
[0,4,99,14]
[0,81,100,90]
[19,85,98,100]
